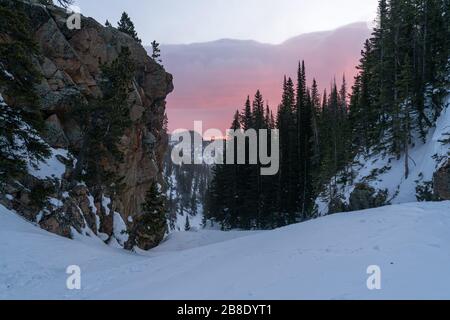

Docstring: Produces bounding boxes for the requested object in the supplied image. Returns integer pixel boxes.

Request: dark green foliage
[184,215,191,231]
[29,180,56,210]
[0,1,50,188]
[415,177,439,202]
[349,0,449,167]
[117,12,142,44]
[439,133,450,145]
[151,40,162,64]
[206,64,319,229]
[126,181,167,250]
[140,182,167,235]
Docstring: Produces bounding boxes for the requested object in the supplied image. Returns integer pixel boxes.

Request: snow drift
[2,201,450,299]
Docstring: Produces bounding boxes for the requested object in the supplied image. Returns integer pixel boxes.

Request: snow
[2,201,450,299]
[28,148,68,180]
[87,195,97,214]
[152,229,259,252]
[3,70,14,80]
[102,196,111,216]
[112,212,128,246]
[48,197,63,208]
[316,93,450,215]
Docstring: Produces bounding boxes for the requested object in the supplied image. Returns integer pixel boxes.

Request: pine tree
[398,54,415,179]
[151,40,162,64]
[0,1,50,188]
[126,181,167,249]
[105,20,112,27]
[117,12,142,43]
[241,96,253,130]
[185,215,191,231]
[310,79,321,171]
[277,77,297,224]
[297,62,314,218]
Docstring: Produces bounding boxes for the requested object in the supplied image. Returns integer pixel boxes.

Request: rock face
[434,161,450,200]
[1,2,173,250]
[348,183,388,211]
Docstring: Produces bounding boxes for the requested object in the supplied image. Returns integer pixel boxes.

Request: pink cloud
[161,23,371,132]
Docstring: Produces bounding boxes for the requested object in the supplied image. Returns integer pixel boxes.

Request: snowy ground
[1,201,450,300]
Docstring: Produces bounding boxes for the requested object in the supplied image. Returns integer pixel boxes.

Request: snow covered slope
[316,93,450,215]
[2,201,450,300]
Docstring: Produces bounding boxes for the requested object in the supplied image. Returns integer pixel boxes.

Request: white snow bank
[2,201,450,299]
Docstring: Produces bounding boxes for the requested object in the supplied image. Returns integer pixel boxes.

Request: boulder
[434,161,450,200]
[349,183,388,211]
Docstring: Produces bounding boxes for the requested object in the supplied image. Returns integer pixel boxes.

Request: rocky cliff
[0,1,173,250]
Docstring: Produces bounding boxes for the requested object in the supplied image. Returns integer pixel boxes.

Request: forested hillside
[206,0,450,229]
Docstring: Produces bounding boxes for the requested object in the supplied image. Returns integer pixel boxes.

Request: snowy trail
[1,202,450,299]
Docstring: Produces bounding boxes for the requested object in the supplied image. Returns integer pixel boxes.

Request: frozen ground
[1,201,450,300]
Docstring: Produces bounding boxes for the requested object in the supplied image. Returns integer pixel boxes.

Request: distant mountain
[151,22,371,131]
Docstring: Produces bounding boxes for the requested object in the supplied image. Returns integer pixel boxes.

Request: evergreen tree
[277,77,297,224]
[185,215,191,231]
[297,62,314,218]
[0,1,50,188]
[117,12,142,43]
[126,181,167,249]
[241,96,253,130]
[151,40,162,64]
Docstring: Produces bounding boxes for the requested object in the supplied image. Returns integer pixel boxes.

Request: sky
[73,0,378,45]
[71,0,379,134]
